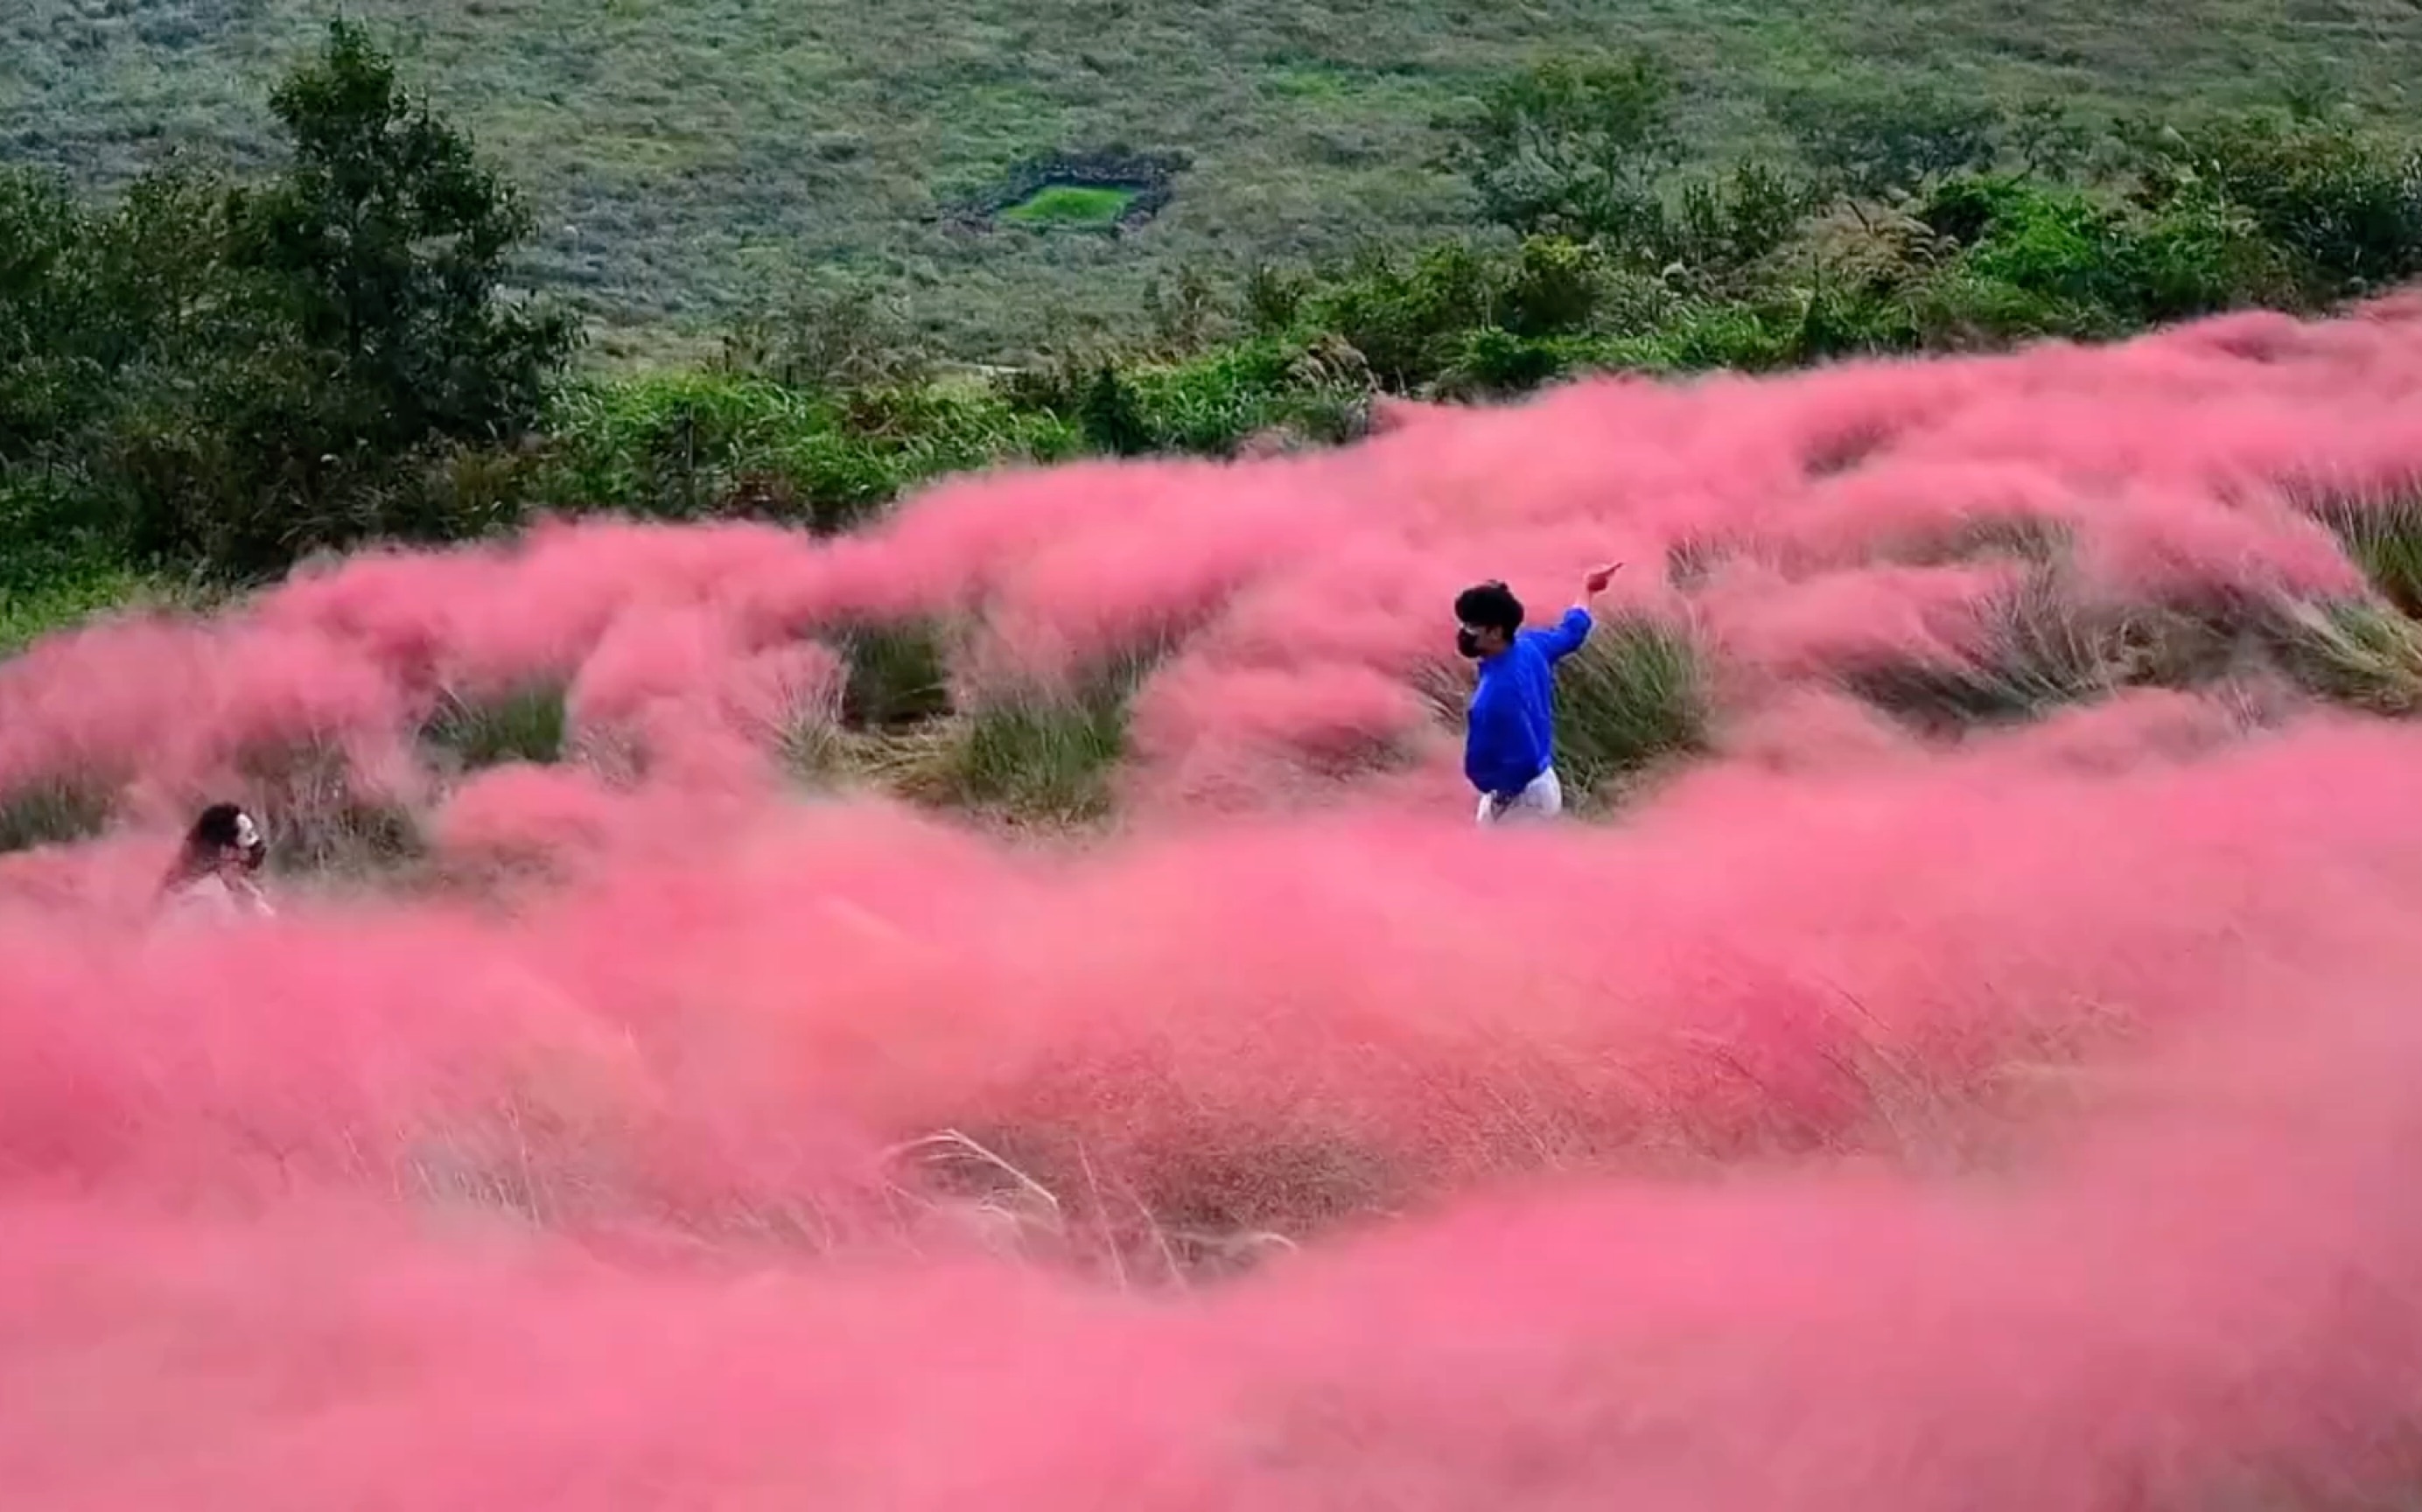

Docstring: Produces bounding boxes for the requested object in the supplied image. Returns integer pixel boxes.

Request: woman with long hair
[158,802,275,920]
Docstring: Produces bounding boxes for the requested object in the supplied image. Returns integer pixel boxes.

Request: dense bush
[0,20,574,584]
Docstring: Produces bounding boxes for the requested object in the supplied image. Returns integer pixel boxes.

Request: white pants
[1477,766,1564,827]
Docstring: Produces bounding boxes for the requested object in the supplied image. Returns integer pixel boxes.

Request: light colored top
[159,872,276,923]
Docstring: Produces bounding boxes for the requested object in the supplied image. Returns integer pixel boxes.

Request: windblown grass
[2294,481,2422,614]
[1841,574,2239,732]
[2267,597,2422,717]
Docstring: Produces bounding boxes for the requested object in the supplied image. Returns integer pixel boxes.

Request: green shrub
[2130,112,2422,294]
[1075,363,1152,456]
[720,284,933,393]
[1597,301,1799,373]
[2125,193,2299,318]
[1497,236,1608,338]
[537,372,1067,532]
[1770,80,2001,205]
[1298,242,1497,391]
[1437,327,1573,398]
[1936,178,2137,311]
[1436,52,1681,245]
[1925,174,2292,328]
[0,577,135,656]
[1667,162,1816,284]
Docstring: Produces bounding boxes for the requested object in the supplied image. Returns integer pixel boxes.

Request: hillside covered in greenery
[5,0,2420,356]
[6,21,2422,656]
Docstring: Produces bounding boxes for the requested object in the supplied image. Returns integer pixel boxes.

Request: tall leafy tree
[226,18,576,452]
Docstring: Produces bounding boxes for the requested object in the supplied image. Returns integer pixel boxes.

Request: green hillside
[5,0,2418,359]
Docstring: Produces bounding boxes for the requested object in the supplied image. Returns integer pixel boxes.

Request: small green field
[4,0,2420,360]
[1001,183,1141,228]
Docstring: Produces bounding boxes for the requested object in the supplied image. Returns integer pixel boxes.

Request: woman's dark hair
[186,802,249,853]
[1453,580,1525,634]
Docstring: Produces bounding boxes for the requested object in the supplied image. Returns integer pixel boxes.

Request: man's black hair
[1453,580,1524,634]
[187,802,248,851]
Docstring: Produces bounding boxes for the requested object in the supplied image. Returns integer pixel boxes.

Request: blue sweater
[1464,606,1592,797]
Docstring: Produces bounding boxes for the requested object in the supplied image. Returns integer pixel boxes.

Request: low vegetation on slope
[7,0,2417,354]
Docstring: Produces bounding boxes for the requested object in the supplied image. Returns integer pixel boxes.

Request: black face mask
[240,838,268,872]
[1456,627,1483,659]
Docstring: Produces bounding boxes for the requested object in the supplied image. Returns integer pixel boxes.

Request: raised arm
[1534,605,1593,662]
[1536,562,1622,662]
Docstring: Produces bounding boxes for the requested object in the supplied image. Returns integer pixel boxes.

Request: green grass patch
[0,573,143,657]
[0,556,211,659]
[0,775,116,855]
[1000,184,1140,228]
[421,683,570,770]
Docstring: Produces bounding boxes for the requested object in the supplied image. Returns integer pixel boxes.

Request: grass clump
[1841,575,2236,732]
[2268,598,2422,716]
[837,622,954,730]
[775,710,850,788]
[1551,616,1712,801]
[0,776,116,855]
[1872,514,2072,570]
[944,699,1128,822]
[921,658,1151,823]
[421,682,570,770]
[2293,483,2422,615]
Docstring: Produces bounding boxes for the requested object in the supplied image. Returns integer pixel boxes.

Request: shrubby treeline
[5,25,2421,626]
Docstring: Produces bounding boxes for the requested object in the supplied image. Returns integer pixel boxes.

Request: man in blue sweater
[1454,564,1620,825]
